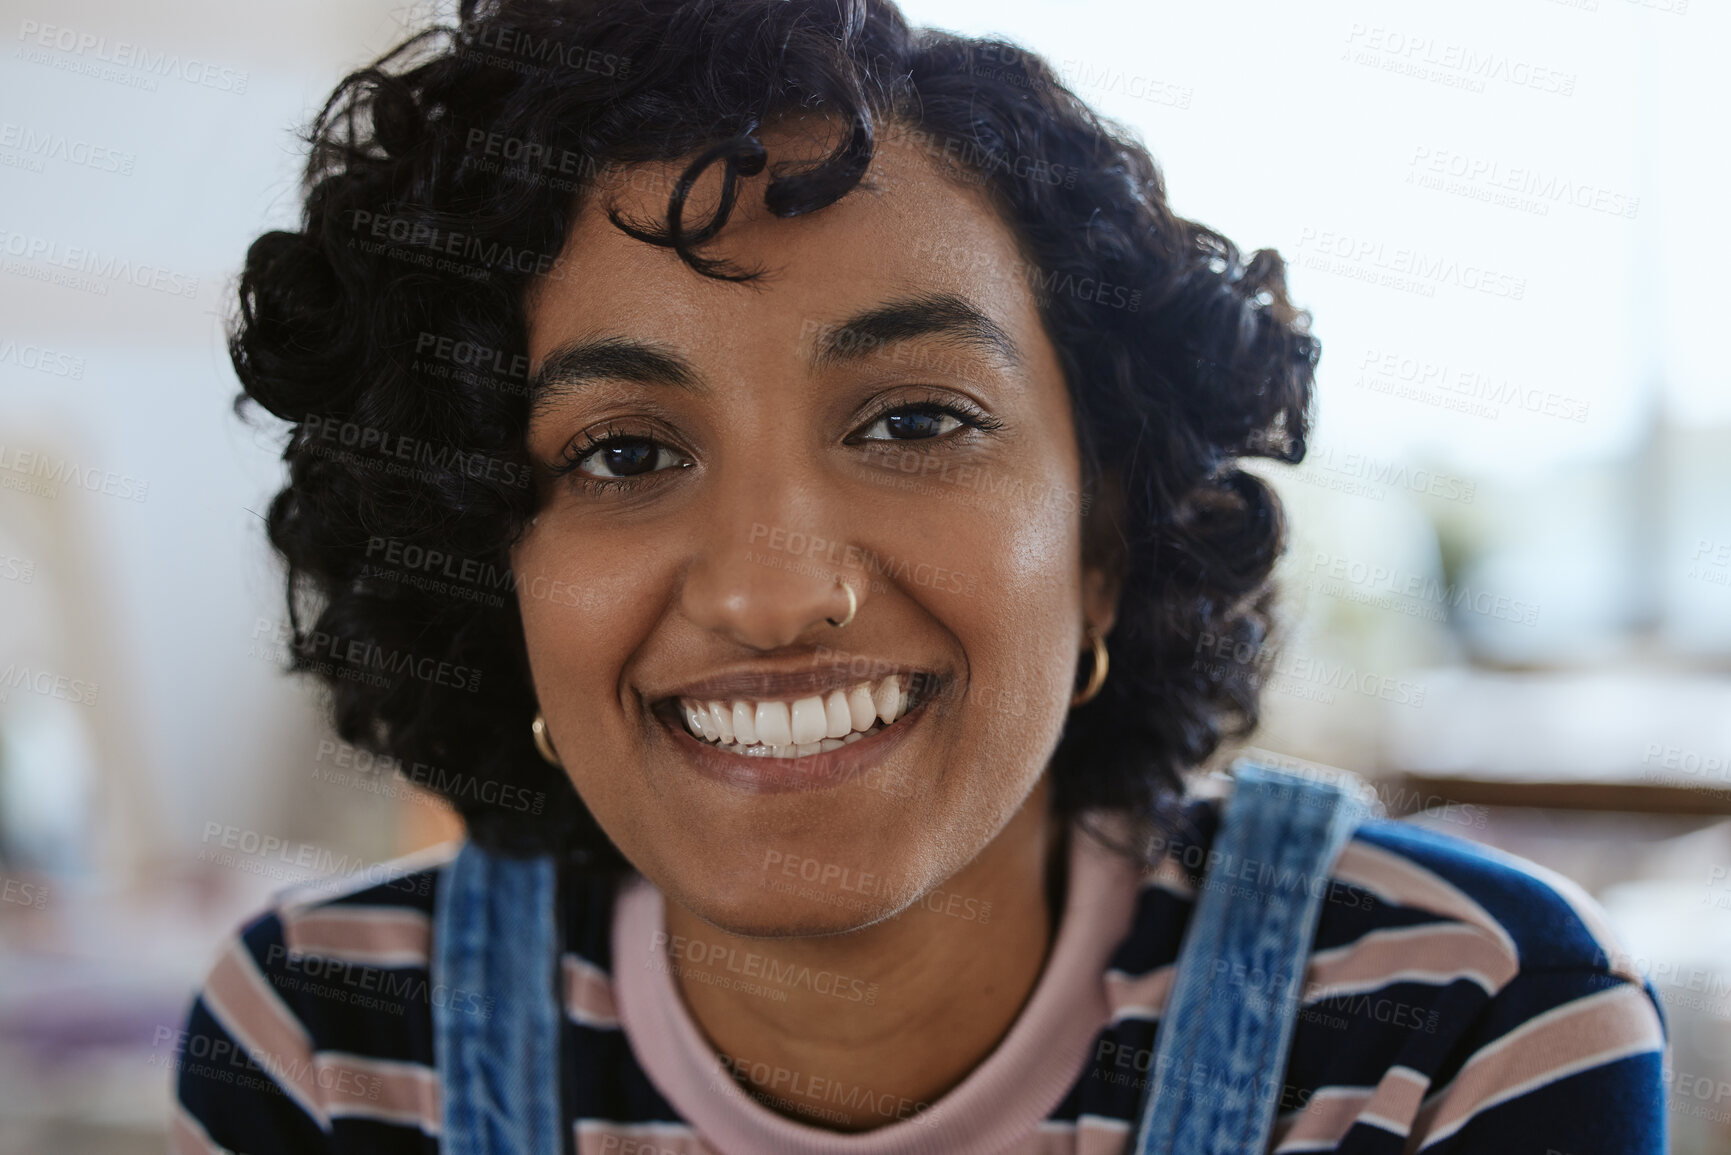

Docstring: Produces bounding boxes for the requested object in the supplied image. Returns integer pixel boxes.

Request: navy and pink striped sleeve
[172,909,341,1154]
[172,867,446,1155]
[1364,821,1669,1154]
[1409,966,1666,1153]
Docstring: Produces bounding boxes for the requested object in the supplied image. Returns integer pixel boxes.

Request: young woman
[173,1,1666,1152]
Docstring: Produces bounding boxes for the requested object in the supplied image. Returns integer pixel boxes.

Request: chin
[699,903,892,941]
[668,863,914,940]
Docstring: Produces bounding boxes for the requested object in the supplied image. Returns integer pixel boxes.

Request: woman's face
[513,125,1117,936]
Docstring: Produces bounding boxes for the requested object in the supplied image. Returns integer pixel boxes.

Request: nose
[679,481,865,651]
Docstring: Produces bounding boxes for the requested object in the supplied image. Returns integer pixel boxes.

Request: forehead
[523,125,1044,364]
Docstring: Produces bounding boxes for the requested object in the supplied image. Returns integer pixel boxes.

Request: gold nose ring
[826,578,858,629]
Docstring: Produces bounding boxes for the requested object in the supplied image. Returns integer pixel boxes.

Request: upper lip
[653,661,937,704]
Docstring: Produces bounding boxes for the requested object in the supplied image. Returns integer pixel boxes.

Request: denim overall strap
[432,841,562,1155]
[1133,764,1369,1155]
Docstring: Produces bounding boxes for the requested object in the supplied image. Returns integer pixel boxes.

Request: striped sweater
[171,799,1668,1154]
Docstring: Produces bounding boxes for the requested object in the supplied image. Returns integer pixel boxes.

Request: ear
[1083,567,1120,634]
[1080,469,1128,638]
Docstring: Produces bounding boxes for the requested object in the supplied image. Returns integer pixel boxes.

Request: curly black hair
[233,0,1317,868]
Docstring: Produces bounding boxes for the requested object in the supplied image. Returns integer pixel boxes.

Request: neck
[661,780,1065,1132]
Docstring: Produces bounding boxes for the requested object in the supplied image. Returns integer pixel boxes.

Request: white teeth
[732,700,757,745]
[755,700,793,747]
[708,701,734,744]
[790,696,828,745]
[847,684,877,731]
[677,674,926,757]
[699,728,874,757]
[872,676,901,725]
[824,690,853,739]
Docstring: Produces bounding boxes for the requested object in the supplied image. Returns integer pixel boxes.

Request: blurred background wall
[1,0,1727,1150]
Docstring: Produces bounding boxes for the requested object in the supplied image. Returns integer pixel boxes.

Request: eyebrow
[529,338,702,413]
[528,291,1020,408]
[810,292,1023,372]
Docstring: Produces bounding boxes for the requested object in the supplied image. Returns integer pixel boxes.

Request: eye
[577,436,679,479]
[552,422,691,488]
[854,404,970,442]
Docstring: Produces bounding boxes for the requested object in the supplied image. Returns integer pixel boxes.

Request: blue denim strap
[432,841,562,1155]
[1133,764,1369,1155]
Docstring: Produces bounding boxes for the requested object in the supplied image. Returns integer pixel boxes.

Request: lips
[648,666,939,793]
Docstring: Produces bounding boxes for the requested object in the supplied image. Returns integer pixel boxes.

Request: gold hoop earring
[825,578,857,629]
[1071,625,1109,707]
[531,710,562,768]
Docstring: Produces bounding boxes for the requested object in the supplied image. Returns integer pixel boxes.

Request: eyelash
[848,391,1004,446]
[550,393,1002,495]
[548,420,672,494]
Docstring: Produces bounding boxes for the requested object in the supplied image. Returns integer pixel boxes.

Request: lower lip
[659,698,931,795]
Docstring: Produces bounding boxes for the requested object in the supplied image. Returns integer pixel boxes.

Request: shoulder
[1337,815,1643,983]
[1330,821,1669,1151]
[270,839,454,961]
[207,835,456,1005]
[1153,790,1644,986]
[1121,795,1667,1151]
[174,842,459,1150]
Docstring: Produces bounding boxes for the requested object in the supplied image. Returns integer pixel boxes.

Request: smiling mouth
[653,672,937,760]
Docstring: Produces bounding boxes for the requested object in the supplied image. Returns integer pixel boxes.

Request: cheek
[921,490,1083,766]
[944,456,1083,624]
[514,550,595,678]
[511,531,648,719]
[513,533,667,829]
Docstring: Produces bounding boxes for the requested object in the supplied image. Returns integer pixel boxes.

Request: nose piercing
[826,577,858,629]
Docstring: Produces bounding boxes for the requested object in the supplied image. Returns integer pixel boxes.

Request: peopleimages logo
[1407,146,1639,220]
[0,443,149,502]
[1305,551,1541,627]
[1293,227,1526,301]
[652,930,879,1005]
[1354,346,1590,425]
[346,210,568,281]
[1341,23,1577,96]
[15,20,249,94]
[250,618,484,693]
[0,336,85,378]
[1299,445,1477,505]
[413,331,530,381]
[0,226,199,298]
[301,414,531,489]
[0,664,98,707]
[0,121,135,174]
[198,822,430,898]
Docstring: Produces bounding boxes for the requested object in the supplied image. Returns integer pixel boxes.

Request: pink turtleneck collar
[611,818,1144,1155]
